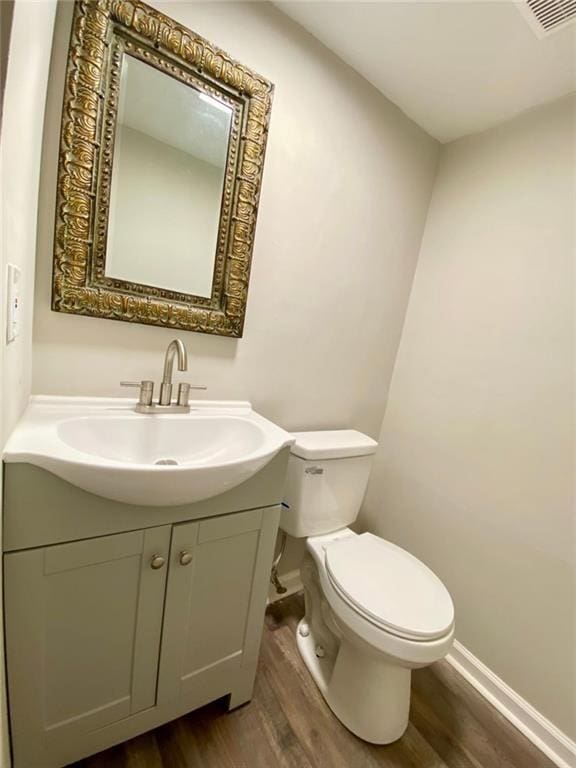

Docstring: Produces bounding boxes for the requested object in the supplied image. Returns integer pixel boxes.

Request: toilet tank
[281,430,378,538]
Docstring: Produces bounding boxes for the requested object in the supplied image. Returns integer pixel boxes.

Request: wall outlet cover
[6,263,22,344]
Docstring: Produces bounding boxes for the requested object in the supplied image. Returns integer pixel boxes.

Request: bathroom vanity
[2,397,292,768]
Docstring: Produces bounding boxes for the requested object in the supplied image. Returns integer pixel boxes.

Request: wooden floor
[73,594,555,768]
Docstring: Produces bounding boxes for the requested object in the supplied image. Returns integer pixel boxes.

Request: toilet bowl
[281,430,454,744]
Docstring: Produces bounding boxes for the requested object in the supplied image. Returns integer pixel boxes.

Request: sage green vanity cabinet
[3,454,287,768]
[4,527,172,765]
[158,510,269,711]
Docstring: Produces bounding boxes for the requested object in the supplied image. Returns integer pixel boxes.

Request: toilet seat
[325,533,454,642]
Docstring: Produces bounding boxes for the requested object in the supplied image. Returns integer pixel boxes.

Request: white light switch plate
[6,263,22,344]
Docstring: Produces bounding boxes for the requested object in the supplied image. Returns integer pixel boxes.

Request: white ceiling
[274,0,576,142]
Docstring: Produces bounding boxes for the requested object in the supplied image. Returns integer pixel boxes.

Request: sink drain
[154,458,179,466]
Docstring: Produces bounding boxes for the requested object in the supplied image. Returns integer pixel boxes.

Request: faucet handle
[177,382,207,407]
[120,380,154,407]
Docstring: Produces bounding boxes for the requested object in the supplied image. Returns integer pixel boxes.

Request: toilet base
[296,551,412,744]
[297,619,411,744]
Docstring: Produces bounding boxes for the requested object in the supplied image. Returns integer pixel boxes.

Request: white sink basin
[3,397,294,506]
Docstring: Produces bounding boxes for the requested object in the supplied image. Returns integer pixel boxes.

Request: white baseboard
[268,569,303,603]
[447,640,576,768]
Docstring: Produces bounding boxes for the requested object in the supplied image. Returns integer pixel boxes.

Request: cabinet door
[158,508,278,711]
[4,526,171,767]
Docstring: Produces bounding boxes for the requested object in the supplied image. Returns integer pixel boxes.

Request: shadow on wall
[0,1,14,129]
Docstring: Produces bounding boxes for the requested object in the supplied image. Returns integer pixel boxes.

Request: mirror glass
[105,55,233,298]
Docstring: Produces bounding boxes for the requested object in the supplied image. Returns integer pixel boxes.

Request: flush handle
[305,466,324,475]
[179,551,193,566]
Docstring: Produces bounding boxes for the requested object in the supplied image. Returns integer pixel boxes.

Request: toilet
[281,430,454,745]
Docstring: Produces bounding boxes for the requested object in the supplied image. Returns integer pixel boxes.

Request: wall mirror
[52,0,274,337]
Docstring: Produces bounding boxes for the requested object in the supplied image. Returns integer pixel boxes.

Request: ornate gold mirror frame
[52,0,274,337]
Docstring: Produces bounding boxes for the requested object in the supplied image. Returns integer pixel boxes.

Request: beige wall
[362,95,575,738]
[1,0,55,446]
[33,1,439,442]
[0,1,57,765]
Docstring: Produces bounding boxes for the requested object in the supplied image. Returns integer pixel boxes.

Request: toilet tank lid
[290,430,378,460]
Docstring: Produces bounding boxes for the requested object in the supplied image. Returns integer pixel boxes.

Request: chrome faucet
[159,338,188,406]
[121,338,206,413]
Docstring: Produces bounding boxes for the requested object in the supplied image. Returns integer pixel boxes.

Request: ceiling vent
[517,0,576,37]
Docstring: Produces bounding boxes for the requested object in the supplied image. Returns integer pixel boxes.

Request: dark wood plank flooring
[72,594,555,768]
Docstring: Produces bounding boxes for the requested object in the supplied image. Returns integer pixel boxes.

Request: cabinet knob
[179,551,193,566]
[150,554,165,570]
